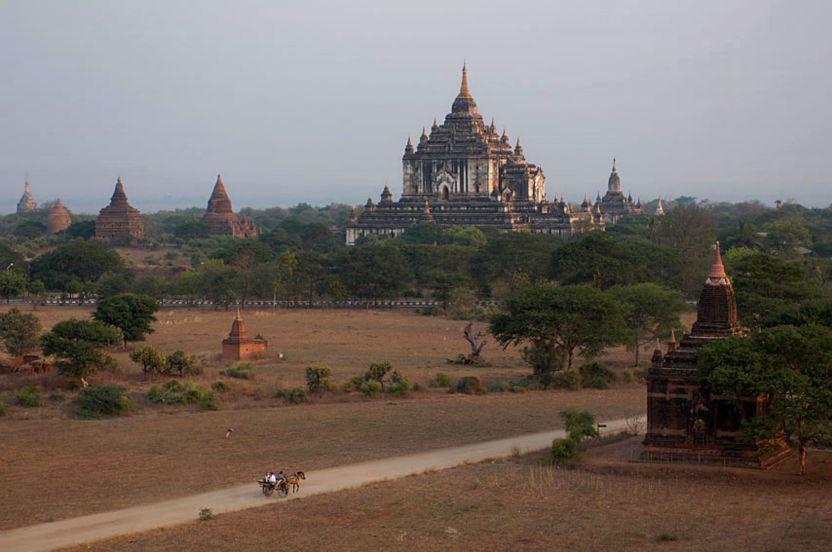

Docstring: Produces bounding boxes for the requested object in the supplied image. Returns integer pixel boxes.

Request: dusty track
[0,418,630,552]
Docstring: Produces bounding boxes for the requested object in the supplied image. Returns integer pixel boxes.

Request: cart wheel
[278,483,288,497]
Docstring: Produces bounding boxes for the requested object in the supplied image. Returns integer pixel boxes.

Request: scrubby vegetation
[220,364,255,380]
[72,385,132,419]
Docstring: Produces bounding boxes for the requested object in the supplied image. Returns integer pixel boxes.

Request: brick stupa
[222,309,268,361]
[95,177,145,240]
[643,242,790,467]
[202,175,258,238]
[47,199,72,234]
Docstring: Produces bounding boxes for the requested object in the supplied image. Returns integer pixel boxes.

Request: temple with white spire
[16,177,38,214]
[347,66,604,245]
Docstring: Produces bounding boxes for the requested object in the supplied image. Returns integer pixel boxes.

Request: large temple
[95,177,145,240]
[595,159,642,223]
[202,175,258,238]
[17,177,38,214]
[346,66,603,245]
[643,243,789,467]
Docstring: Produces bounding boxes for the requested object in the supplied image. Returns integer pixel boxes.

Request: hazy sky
[2,0,830,213]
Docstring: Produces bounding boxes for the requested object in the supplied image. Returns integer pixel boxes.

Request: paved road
[0,417,632,552]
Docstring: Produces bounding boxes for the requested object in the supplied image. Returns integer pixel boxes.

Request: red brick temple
[95,177,145,240]
[643,243,789,467]
[47,199,72,235]
[222,309,268,361]
[202,175,258,238]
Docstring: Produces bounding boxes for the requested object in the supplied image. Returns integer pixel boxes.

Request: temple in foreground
[202,175,258,238]
[643,243,789,467]
[221,309,268,361]
[346,66,604,245]
[95,177,145,240]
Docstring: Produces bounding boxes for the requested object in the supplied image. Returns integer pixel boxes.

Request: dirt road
[0,418,631,552]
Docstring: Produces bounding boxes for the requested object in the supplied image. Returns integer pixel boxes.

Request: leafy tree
[608,283,687,366]
[305,366,332,393]
[129,346,166,379]
[550,232,654,289]
[490,283,626,373]
[364,361,393,391]
[166,350,200,376]
[40,319,122,384]
[700,325,832,475]
[94,293,159,349]
[653,204,716,296]
[470,232,561,296]
[727,251,816,328]
[29,279,46,310]
[0,308,42,356]
[0,269,27,303]
[30,240,124,290]
[560,408,599,442]
[339,242,410,301]
[761,218,812,258]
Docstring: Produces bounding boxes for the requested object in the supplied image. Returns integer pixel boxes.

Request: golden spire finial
[459,62,470,96]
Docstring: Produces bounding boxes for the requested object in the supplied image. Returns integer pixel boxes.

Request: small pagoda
[643,243,790,467]
[202,175,258,238]
[95,177,145,240]
[47,199,72,234]
[222,309,268,361]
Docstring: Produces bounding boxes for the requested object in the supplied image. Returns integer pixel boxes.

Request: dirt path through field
[0,417,631,552]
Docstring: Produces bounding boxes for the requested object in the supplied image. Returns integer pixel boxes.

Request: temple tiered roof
[202,175,258,238]
[17,177,38,214]
[95,177,144,240]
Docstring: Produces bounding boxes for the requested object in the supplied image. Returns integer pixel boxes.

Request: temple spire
[460,62,470,96]
[709,241,727,280]
[612,157,617,172]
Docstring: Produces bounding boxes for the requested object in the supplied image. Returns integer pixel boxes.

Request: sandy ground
[58,441,832,552]
[0,418,633,552]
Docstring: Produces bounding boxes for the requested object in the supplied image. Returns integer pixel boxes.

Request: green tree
[653,204,715,296]
[0,269,27,303]
[40,319,122,385]
[608,283,687,366]
[761,218,812,258]
[30,240,124,290]
[166,350,200,376]
[0,308,42,356]
[29,279,46,311]
[700,325,832,475]
[129,346,166,380]
[339,242,410,301]
[490,283,626,373]
[93,294,159,349]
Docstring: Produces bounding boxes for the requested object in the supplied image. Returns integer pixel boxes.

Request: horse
[285,471,306,493]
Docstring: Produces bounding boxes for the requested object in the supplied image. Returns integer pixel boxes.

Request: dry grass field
[65,441,832,552]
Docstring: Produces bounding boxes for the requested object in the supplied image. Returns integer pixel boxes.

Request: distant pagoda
[201,175,258,238]
[16,177,38,214]
[47,199,72,234]
[95,177,145,240]
[222,309,268,361]
[643,243,789,467]
[346,65,603,245]
[595,159,642,223]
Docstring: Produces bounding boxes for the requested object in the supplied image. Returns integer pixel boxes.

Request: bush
[73,385,132,419]
[559,408,599,443]
[429,372,453,388]
[220,364,255,380]
[388,370,411,397]
[285,387,307,404]
[147,380,186,405]
[453,376,484,395]
[360,379,382,398]
[16,385,41,407]
[366,361,393,391]
[579,362,616,389]
[198,508,214,521]
[211,381,230,393]
[622,369,635,384]
[551,437,578,465]
[147,380,216,410]
[305,366,332,393]
[343,374,364,392]
[550,370,580,391]
[488,381,510,393]
[167,350,201,376]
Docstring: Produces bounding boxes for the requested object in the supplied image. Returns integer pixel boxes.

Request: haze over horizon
[2,0,830,214]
